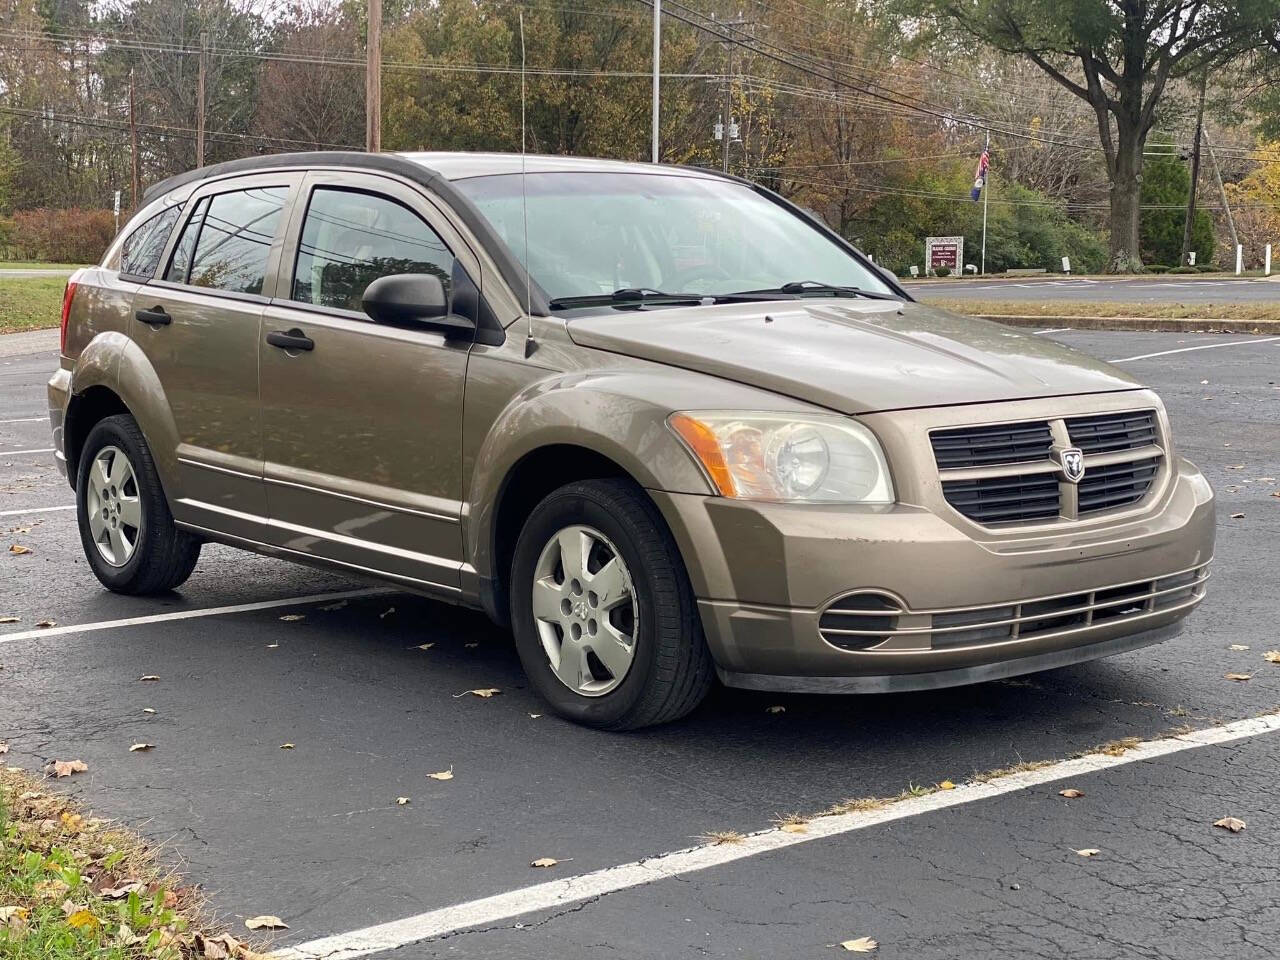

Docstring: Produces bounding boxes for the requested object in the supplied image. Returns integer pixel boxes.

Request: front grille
[931,408,1164,526]
[1077,457,1160,514]
[819,564,1209,652]
[1066,410,1157,454]
[941,473,1060,524]
[930,421,1053,469]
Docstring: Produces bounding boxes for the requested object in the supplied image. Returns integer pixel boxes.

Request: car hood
[566,299,1142,415]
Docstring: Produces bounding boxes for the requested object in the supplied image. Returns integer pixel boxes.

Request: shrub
[1168,265,1197,274]
[1195,263,1217,272]
[8,208,115,264]
[1146,264,1170,273]
[934,266,951,277]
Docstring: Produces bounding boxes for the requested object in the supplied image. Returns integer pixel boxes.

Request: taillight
[60,278,78,355]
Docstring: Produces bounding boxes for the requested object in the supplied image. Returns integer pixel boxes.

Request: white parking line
[0,504,74,517]
[1110,336,1280,363]
[2,447,54,456]
[0,417,44,424]
[273,711,1280,960]
[1034,327,1072,335]
[0,587,392,645]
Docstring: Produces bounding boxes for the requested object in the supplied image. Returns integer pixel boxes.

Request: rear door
[132,173,299,541]
[257,171,479,593]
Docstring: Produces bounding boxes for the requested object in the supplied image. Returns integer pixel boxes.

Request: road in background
[906,276,1280,305]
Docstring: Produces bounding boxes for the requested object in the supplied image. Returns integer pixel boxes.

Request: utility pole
[712,12,748,174]
[1179,73,1207,267]
[651,0,660,163]
[366,0,382,153]
[129,68,141,206]
[195,31,207,167]
[1203,129,1239,256]
[980,130,990,275]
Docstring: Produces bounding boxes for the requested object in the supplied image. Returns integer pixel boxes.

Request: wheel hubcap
[532,524,638,697]
[85,445,141,567]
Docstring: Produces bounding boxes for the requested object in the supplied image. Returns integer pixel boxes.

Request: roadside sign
[925,236,963,274]
[113,190,121,216]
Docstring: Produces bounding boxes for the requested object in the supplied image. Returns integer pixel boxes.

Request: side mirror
[362,273,473,337]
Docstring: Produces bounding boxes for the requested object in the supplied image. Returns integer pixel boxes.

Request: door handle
[135,306,171,326]
[266,328,315,352]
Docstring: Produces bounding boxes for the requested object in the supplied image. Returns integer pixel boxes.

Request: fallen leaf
[780,822,808,833]
[1264,651,1280,664]
[411,643,434,651]
[100,882,145,900]
[427,767,454,781]
[280,743,295,750]
[8,544,31,555]
[1059,788,1085,799]
[196,933,242,959]
[1225,673,1252,682]
[35,619,55,629]
[67,909,100,930]
[396,797,410,805]
[60,812,83,832]
[1226,464,1245,470]
[1230,512,1245,519]
[766,705,786,714]
[1214,816,1246,833]
[1229,644,1250,651]
[0,743,6,754]
[0,616,18,623]
[142,708,156,714]
[840,937,879,952]
[279,614,305,622]
[939,780,956,790]
[1074,848,1101,857]
[464,642,479,649]
[48,759,88,778]
[266,643,279,649]
[244,915,289,931]
[454,688,501,699]
[129,743,154,752]
[528,713,542,719]
[1271,491,1280,499]
[530,857,567,868]
[379,607,396,619]
[138,675,160,682]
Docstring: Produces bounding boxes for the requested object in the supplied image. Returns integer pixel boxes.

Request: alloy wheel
[531,524,639,697]
[85,445,141,567]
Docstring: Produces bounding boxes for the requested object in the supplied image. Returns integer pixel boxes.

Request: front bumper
[650,453,1215,690]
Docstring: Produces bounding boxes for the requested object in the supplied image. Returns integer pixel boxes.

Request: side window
[120,205,181,278]
[164,197,209,284]
[188,187,288,295]
[292,187,453,312]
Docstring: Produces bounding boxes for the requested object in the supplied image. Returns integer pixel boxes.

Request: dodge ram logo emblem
[1060,447,1086,483]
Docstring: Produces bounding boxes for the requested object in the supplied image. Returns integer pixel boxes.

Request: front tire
[76,414,201,595]
[510,479,714,730]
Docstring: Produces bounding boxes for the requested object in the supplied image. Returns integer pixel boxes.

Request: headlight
[669,411,894,503]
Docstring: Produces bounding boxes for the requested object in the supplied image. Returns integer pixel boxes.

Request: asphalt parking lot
[3,326,1280,958]
[905,275,1280,305]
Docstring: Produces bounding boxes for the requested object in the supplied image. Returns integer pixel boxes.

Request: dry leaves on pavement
[939,780,956,790]
[1074,848,1101,857]
[427,767,454,781]
[244,915,289,930]
[1225,673,1252,682]
[0,616,19,623]
[35,619,55,628]
[396,797,410,805]
[1264,651,1280,664]
[1214,816,1246,833]
[1229,644,1250,651]
[454,688,501,698]
[138,674,160,681]
[279,743,295,750]
[839,936,879,952]
[1059,788,1085,799]
[128,743,154,752]
[530,857,566,868]
[8,544,31,555]
[766,705,786,714]
[47,759,88,778]
[0,743,7,755]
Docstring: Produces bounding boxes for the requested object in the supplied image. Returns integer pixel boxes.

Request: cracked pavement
[1,328,1279,957]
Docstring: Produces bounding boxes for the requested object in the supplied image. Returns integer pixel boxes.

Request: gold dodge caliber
[49,152,1215,729]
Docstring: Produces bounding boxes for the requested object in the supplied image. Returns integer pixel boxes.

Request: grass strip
[0,276,67,335]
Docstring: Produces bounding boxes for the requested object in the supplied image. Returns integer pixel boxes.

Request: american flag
[970,146,990,201]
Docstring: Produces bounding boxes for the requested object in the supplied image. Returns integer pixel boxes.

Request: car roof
[396,151,724,181]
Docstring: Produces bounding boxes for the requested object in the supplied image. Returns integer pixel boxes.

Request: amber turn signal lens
[669,413,737,497]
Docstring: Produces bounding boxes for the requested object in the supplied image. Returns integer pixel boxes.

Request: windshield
[453,171,894,305]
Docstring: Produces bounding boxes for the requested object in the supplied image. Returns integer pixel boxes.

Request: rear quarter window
[119,204,182,279]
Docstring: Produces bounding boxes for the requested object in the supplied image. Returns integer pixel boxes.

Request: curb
[977,315,1280,334]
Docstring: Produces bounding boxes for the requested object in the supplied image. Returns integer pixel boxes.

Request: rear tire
[510,478,714,730]
[76,414,201,595]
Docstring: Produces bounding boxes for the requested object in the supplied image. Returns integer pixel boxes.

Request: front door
[258,173,476,593]
[131,175,297,541]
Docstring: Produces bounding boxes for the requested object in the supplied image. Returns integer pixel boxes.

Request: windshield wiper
[730,280,902,302]
[548,288,710,310]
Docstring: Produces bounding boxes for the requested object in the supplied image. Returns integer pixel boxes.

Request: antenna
[520,11,535,358]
